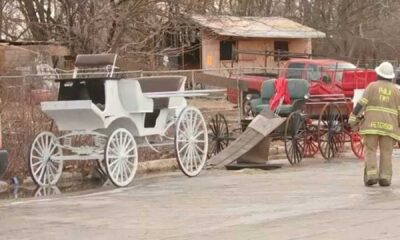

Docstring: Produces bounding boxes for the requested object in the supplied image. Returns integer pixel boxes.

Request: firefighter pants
[363,134,394,183]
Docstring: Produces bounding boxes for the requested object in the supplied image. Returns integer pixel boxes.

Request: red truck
[227,58,376,115]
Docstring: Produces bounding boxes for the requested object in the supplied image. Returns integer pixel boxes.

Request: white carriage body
[41,76,187,136]
[30,54,211,188]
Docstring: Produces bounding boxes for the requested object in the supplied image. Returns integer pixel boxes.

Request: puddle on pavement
[0,179,106,200]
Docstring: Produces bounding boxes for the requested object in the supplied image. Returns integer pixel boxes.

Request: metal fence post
[191,70,195,90]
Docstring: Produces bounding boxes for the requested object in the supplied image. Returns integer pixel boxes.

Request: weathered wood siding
[201,33,312,74]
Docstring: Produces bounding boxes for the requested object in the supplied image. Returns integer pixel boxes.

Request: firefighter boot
[379,179,391,187]
[364,168,378,186]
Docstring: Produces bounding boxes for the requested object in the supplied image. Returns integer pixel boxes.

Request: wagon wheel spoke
[209,117,218,136]
[193,143,206,154]
[208,142,216,156]
[351,133,365,159]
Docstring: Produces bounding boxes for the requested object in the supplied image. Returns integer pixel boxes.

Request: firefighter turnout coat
[352,80,400,140]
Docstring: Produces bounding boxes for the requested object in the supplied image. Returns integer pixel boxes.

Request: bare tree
[2,0,400,65]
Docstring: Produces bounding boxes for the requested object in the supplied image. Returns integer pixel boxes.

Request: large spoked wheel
[318,103,344,160]
[175,106,208,177]
[29,132,63,186]
[208,113,229,158]
[303,124,319,157]
[105,128,138,187]
[351,132,364,160]
[284,112,305,165]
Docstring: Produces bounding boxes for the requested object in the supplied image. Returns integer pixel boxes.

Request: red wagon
[208,63,376,163]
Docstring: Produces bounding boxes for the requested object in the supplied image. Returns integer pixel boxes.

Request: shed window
[220,41,235,60]
[274,41,289,61]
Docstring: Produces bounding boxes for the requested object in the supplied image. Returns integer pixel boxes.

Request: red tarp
[269,77,291,110]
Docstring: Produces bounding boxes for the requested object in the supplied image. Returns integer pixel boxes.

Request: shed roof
[0,39,66,46]
[191,15,326,39]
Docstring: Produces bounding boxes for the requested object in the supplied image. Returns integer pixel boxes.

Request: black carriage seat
[63,54,118,110]
[58,80,106,110]
[250,78,309,117]
[137,76,186,128]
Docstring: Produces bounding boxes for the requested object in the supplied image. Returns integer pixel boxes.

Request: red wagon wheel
[303,124,319,157]
[351,132,364,160]
[318,103,344,160]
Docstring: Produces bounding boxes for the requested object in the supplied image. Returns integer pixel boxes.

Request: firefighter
[349,62,400,187]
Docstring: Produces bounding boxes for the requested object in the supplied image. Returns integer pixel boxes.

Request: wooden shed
[191,15,326,71]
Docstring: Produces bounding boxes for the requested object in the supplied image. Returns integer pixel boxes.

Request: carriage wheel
[208,113,229,158]
[175,106,208,177]
[105,128,138,187]
[284,112,305,165]
[29,132,63,186]
[303,124,319,157]
[318,103,344,160]
[351,132,364,160]
[337,131,351,152]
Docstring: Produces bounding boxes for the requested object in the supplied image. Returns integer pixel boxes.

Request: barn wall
[201,34,313,75]
[289,38,312,54]
[201,31,220,71]
[236,38,273,70]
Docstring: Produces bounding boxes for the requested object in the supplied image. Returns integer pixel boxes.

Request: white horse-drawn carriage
[29,54,210,187]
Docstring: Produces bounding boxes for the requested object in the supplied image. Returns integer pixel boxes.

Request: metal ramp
[207,111,286,168]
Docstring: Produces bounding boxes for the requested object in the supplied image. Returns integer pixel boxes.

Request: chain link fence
[0,63,393,181]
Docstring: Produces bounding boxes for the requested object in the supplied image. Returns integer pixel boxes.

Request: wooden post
[264,49,267,72]
[181,44,185,70]
[277,50,281,75]
[191,70,195,90]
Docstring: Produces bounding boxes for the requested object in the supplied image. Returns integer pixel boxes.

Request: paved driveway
[2,157,400,239]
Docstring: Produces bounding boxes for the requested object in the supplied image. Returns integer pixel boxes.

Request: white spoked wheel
[29,132,63,186]
[175,106,208,177]
[105,128,138,187]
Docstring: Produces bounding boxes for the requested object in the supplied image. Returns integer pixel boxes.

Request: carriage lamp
[246,94,260,100]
